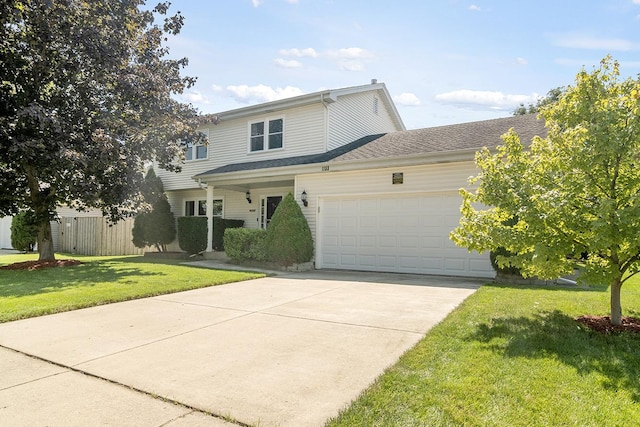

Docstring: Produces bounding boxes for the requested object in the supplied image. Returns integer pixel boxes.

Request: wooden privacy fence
[57,217,144,256]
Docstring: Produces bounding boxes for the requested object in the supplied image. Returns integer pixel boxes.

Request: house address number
[321,165,330,172]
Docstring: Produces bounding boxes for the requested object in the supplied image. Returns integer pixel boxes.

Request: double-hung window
[185,130,208,161]
[250,118,283,152]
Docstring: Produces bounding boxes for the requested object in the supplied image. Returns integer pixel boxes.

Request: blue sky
[164,0,640,130]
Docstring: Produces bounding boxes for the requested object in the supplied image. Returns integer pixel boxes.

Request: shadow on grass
[0,261,163,298]
[487,281,609,292]
[467,309,640,402]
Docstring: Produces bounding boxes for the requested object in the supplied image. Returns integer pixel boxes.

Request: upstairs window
[185,130,208,161]
[249,118,283,152]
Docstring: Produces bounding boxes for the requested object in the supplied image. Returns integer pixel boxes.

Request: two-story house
[157,81,546,278]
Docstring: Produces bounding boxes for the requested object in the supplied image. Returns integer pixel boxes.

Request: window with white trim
[184,199,223,217]
[249,118,283,152]
[185,130,208,161]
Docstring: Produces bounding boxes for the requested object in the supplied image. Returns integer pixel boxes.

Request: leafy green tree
[10,211,38,252]
[132,168,176,252]
[513,87,565,115]
[451,56,640,326]
[0,1,204,261]
[265,193,314,266]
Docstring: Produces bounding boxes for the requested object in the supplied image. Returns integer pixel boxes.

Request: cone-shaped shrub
[131,168,176,252]
[11,211,38,252]
[264,192,313,266]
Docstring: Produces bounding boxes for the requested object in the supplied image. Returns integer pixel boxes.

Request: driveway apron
[0,270,482,426]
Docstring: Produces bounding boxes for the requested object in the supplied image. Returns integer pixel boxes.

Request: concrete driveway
[0,269,482,426]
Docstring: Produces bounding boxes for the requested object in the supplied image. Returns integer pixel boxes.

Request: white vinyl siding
[327,91,399,151]
[0,216,13,249]
[156,104,325,191]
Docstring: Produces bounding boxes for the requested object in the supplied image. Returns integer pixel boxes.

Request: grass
[327,278,640,426]
[0,253,264,323]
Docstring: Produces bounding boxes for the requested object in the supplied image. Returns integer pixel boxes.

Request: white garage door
[317,193,493,278]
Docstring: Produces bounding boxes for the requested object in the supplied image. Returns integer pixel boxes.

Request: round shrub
[224,228,267,262]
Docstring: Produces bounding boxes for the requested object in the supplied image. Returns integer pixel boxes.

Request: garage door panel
[359,235,376,247]
[318,194,493,278]
[398,236,420,249]
[378,255,397,268]
[359,255,376,268]
[340,235,357,248]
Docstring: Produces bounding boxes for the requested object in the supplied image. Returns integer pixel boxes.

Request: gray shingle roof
[195,114,546,177]
[329,113,546,162]
[195,134,385,176]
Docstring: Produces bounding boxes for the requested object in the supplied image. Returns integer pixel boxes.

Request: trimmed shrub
[10,211,38,252]
[177,216,208,255]
[132,198,176,252]
[264,192,313,266]
[489,247,522,276]
[224,228,267,262]
[212,218,244,251]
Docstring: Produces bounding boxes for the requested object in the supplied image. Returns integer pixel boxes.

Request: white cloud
[274,58,303,68]
[326,47,375,60]
[340,61,364,71]
[550,32,637,51]
[285,0,299,3]
[469,4,481,11]
[515,57,528,65]
[633,0,640,4]
[277,46,375,71]
[252,0,263,7]
[394,92,421,106]
[279,47,318,58]
[225,84,305,103]
[434,90,539,111]
[180,91,210,105]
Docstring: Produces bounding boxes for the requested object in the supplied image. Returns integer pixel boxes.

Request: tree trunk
[37,219,56,261]
[610,278,623,326]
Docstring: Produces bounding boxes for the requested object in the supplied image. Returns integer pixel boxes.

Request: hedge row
[223,193,313,266]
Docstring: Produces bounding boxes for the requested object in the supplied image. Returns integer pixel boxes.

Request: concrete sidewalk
[0,270,482,426]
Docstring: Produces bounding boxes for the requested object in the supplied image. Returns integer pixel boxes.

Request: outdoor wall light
[245,190,252,204]
[301,190,308,207]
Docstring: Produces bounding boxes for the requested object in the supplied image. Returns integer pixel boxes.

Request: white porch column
[206,184,214,252]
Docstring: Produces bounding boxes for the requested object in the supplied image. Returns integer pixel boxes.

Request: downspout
[320,93,330,152]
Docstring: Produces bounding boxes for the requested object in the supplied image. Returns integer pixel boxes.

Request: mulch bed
[576,315,640,335]
[0,259,83,271]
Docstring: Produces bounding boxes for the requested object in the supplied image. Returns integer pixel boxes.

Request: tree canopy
[513,87,565,115]
[0,0,204,260]
[451,56,640,326]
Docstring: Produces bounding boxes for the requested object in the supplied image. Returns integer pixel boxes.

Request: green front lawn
[328,278,640,426]
[0,253,264,323]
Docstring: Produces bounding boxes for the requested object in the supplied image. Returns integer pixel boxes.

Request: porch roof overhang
[192,134,385,191]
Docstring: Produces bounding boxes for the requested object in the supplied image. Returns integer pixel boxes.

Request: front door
[260,196,282,229]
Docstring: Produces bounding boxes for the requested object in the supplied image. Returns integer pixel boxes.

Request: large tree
[451,56,640,326]
[0,0,203,260]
